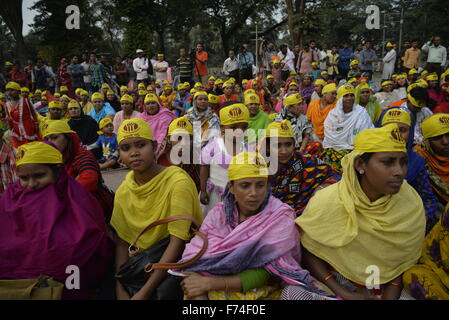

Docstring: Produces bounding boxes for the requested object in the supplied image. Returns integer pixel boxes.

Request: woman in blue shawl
[378,107,440,233]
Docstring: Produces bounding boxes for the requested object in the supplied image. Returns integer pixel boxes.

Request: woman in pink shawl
[0,141,114,299]
[139,93,176,155]
[174,152,333,300]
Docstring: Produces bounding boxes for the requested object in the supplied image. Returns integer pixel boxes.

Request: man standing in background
[422,36,447,75]
[195,42,209,85]
[222,50,239,81]
[237,43,255,82]
[278,44,295,81]
[360,40,377,80]
[382,42,397,80]
[259,42,277,78]
[338,41,354,79]
[403,40,421,74]
[177,48,194,86]
[133,49,151,86]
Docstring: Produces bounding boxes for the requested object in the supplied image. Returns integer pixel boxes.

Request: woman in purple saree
[0,141,113,299]
[175,152,333,300]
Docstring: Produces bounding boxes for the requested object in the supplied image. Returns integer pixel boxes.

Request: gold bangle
[323,274,334,282]
[223,278,229,292]
[389,281,401,287]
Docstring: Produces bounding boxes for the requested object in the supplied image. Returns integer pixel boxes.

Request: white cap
[136,49,144,54]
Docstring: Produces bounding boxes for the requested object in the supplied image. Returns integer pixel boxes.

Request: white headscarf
[323,98,374,150]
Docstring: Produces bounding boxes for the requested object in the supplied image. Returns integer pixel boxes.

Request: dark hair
[359,152,374,163]
[409,86,429,105]
[280,44,288,50]
[44,164,61,180]
[309,40,316,44]
[411,39,418,43]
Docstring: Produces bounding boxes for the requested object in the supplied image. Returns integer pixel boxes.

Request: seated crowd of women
[1,70,449,300]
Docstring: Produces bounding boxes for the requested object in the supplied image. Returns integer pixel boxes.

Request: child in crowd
[96,118,119,170]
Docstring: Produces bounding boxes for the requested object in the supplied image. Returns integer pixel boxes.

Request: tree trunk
[286,0,304,47]
[0,0,27,66]
[220,22,229,59]
[156,29,165,53]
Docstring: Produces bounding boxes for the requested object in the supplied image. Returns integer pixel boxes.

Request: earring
[359,170,365,174]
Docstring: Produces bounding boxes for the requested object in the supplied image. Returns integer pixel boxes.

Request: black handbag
[115,215,208,297]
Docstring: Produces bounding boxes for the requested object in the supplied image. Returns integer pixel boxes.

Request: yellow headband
[381,80,393,87]
[407,93,426,108]
[59,86,68,92]
[244,93,260,105]
[426,73,438,81]
[268,113,278,121]
[75,88,83,95]
[144,93,159,104]
[350,60,359,67]
[21,87,30,93]
[177,83,186,91]
[381,108,411,127]
[244,89,256,95]
[118,118,153,144]
[322,83,337,94]
[266,75,274,80]
[214,79,223,85]
[348,78,357,84]
[6,81,21,91]
[208,94,219,104]
[354,123,406,153]
[386,42,394,48]
[101,83,110,89]
[16,142,63,167]
[314,79,327,87]
[120,85,128,92]
[422,114,449,139]
[358,83,371,91]
[106,89,114,96]
[408,68,418,75]
[91,92,104,102]
[168,117,193,136]
[265,120,294,138]
[337,84,355,99]
[283,93,303,106]
[222,80,233,88]
[220,103,250,125]
[43,120,75,137]
[68,99,80,109]
[120,94,134,104]
[208,76,216,81]
[228,152,269,181]
[48,101,63,109]
[194,82,203,89]
[80,90,89,96]
[194,91,208,99]
[138,83,146,89]
[98,117,113,131]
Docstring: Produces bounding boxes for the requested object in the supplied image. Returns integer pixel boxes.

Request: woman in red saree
[4,82,39,149]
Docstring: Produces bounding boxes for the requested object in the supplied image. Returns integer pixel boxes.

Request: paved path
[102,168,129,192]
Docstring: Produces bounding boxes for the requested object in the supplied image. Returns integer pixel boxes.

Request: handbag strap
[128,214,208,272]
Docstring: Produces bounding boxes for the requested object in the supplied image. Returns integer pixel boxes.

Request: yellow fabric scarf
[296,151,425,285]
[111,166,203,250]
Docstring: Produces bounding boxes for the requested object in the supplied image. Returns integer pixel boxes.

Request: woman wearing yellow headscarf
[415,114,449,204]
[283,124,426,300]
[177,152,332,300]
[112,118,203,300]
[199,103,250,216]
[402,204,449,299]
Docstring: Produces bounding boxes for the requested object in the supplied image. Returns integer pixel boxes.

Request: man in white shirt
[382,42,396,80]
[222,50,239,80]
[80,52,92,93]
[153,53,169,82]
[133,49,151,85]
[278,44,295,81]
[422,36,447,75]
[319,44,330,71]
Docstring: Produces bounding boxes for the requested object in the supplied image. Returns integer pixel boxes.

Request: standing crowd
[0,36,449,300]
